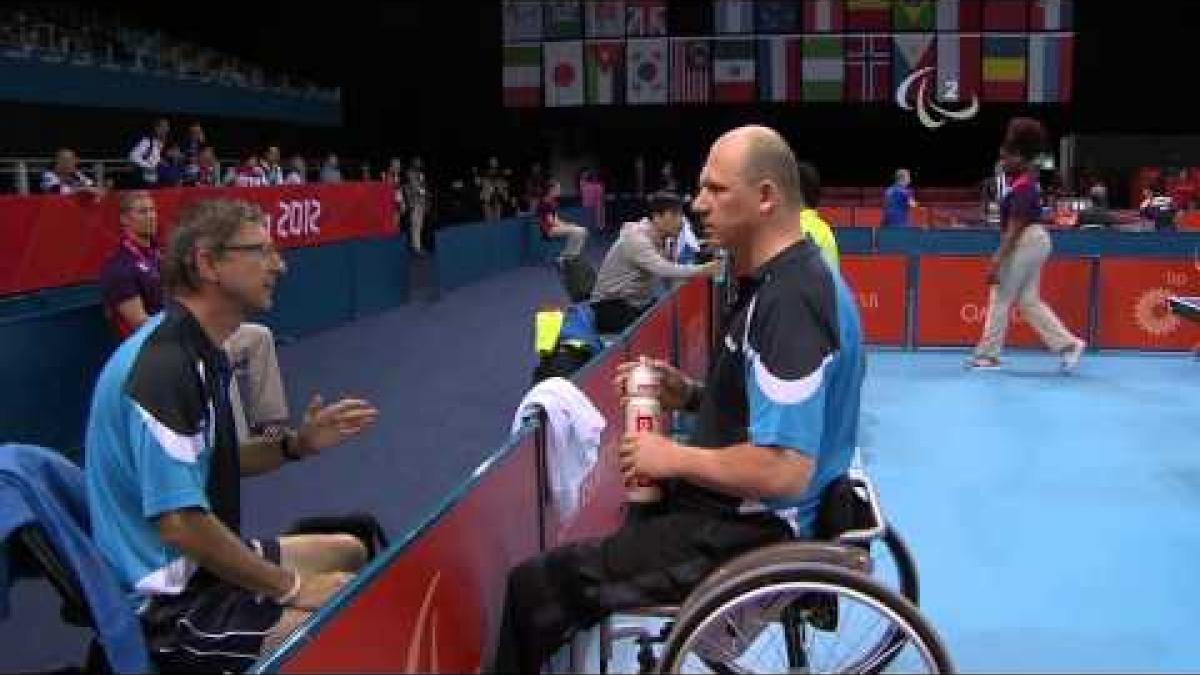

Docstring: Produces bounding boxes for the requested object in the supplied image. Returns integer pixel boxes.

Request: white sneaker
[1060,340,1085,373]
[966,355,1001,369]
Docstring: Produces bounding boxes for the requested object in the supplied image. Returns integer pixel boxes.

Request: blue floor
[861,351,1200,673]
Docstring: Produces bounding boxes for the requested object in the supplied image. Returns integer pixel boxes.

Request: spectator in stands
[284,155,307,185]
[882,168,918,227]
[537,179,588,263]
[797,161,839,267]
[492,126,866,674]
[39,148,104,198]
[85,198,379,673]
[262,145,284,186]
[234,153,268,188]
[969,118,1086,371]
[183,123,206,170]
[195,146,220,187]
[319,153,342,183]
[590,191,719,333]
[406,157,429,255]
[129,117,169,188]
[156,143,186,188]
[521,162,545,215]
[1140,182,1178,232]
[659,160,679,193]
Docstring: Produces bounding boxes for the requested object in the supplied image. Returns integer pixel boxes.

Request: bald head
[714,125,804,210]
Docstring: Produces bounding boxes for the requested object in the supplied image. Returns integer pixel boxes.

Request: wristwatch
[280,430,304,462]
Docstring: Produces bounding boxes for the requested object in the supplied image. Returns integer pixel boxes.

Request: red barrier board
[840,255,908,345]
[916,256,1092,348]
[1096,258,1200,350]
[676,277,711,380]
[0,183,392,295]
[281,433,541,673]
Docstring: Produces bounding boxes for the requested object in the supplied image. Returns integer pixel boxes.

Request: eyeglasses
[220,242,281,259]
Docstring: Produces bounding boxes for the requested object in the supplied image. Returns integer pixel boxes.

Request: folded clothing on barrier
[511,378,605,521]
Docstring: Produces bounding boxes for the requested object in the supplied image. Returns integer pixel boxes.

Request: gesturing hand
[296,395,379,455]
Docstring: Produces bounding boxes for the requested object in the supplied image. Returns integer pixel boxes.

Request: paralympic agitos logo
[894,66,979,129]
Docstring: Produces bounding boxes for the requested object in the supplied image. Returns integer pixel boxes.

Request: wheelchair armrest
[834,474,887,546]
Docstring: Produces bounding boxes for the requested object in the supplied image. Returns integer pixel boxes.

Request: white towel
[511,377,606,519]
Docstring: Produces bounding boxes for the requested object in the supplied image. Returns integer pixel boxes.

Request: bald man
[490,126,867,673]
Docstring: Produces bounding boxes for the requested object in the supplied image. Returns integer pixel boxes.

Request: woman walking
[968,117,1086,371]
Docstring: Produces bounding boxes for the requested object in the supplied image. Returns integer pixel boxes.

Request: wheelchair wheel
[658,562,953,674]
[869,524,919,604]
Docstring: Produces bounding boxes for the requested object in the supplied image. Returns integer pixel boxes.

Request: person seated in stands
[128,117,168,189]
[537,179,589,263]
[490,126,866,673]
[284,155,307,185]
[882,167,918,227]
[796,161,839,267]
[589,191,718,333]
[85,199,379,673]
[193,146,220,187]
[1140,182,1178,232]
[156,143,186,188]
[183,123,206,173]
[262,145,284,186]
[39,148,104,199]
[234,153,268,188]
[319,153,343,183]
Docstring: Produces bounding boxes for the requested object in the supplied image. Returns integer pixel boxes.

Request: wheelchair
[591,466,953,674]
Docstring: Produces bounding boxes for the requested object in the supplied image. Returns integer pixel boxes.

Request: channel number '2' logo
[894,67,979,129]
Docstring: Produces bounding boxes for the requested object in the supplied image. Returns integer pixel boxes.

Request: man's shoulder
[123,318,205,434]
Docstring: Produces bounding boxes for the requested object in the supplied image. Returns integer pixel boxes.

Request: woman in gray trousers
[969,117,1086,370]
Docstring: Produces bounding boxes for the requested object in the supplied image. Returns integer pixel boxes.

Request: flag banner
[712,37,757,102]
[715,0,756,34]
[1029,0,1071,29]
[845,33,892,101]
[802,34,844,101]
[756,0,802,33]
[936,32,980,102]
[586,40,626,104]
[502,0,543,42]
[982,33,1026,101]
[1027,32,1072,102]
[758,35,803,102]
[585,0,626,37]
[803,0,844,32]
[845,0,892,31]
[893,0,936,30]
[544,40,584,106]
[893,33,935,90]
[503,42,542,107]
[626,0,668,36]
[982,0,1028,31]
[627,37,669,103]
[671,38,712,103]
[936,0,983,30]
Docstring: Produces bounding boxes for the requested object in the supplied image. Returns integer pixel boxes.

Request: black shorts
[140,538,286,674]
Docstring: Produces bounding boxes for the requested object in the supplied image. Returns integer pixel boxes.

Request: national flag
[1029,0,1071,30]
[671,38,712,103]
[544,40,584,106]
[982,0,1028,31]
[936,0,982,30]
[502,1,543,42]
[845,34,892,101]
[893,33,935,90]
[586,40,625,104]
[755,0,801,33]
[627,38,669,103]
[715,0,756,34]
[626,0,668,36]
[935,33,980,102]
[712,38,757,102]
[893,0,936,30]
[803,0,844,32]
[544,1,584,39]
[845,0,892,31]
[585,0,626,38]
[982,34,1026,101]
[758,36,803,102]
[1028,32,1072,102]
[802,34,844,101]
[502,43,541,107]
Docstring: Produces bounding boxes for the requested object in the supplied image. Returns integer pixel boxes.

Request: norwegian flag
[845,34,892,102]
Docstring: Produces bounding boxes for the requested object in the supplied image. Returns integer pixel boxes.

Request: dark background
[12,1,1199,192]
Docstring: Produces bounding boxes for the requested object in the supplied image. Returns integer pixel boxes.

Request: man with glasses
[100,192,290,441]
[86,198,380,672]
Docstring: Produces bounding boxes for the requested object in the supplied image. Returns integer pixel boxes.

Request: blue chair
[0,444,151,674]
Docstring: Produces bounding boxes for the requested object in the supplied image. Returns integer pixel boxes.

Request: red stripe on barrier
[916,256,1092,348]
[676,277,712,380]
[841,255,907,345]
[0,183,392,295]
[282,433,541,673]
[1096,258,1200,350]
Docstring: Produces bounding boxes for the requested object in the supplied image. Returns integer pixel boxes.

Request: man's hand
[296,395,379,455]
[698,260,722,278]
[614,357,694,411]
[289,572,353,610]
[619,431,684,481]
